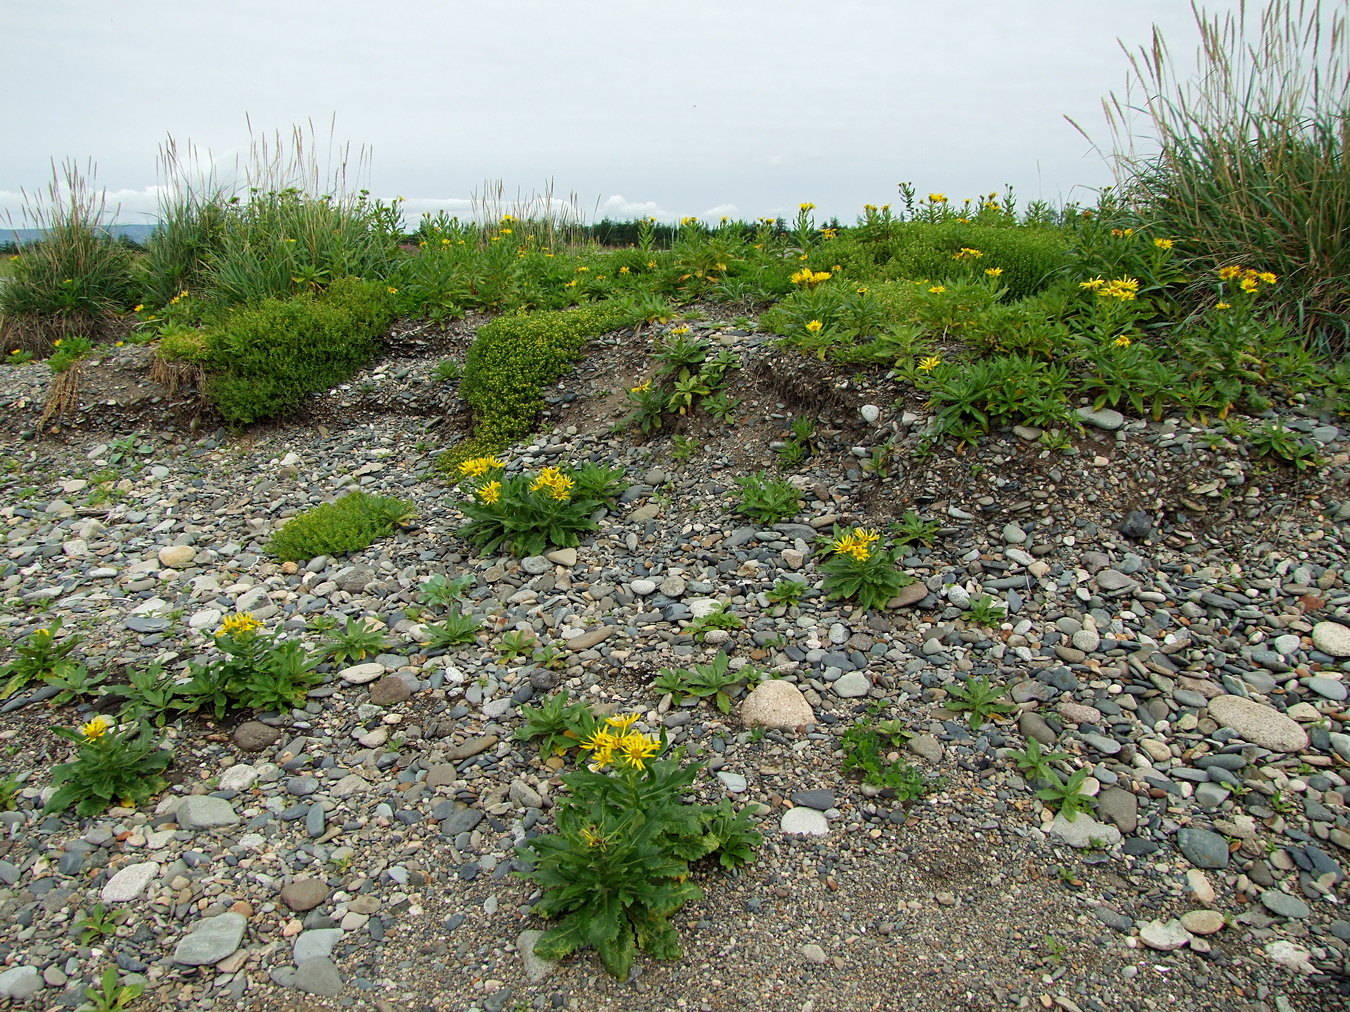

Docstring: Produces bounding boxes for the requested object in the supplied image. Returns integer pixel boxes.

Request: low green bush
[451,300,644,465]
[205,277,394,423]
[266,491,416,561]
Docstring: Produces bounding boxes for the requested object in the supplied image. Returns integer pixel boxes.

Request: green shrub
[205,277,394,423]
[266,491,416,561]
[452,300,644,463]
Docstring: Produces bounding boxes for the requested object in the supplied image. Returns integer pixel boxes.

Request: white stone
[158,544,196,568]
[339,662,385,685]
[1207,694,1308,752]
[1264,939,1315,973]
[739,680,815,729]
[218,764,258,792]
[1139,918,1192,951]
[1048,814,1121,849]
[1311,621,1350,657]
[544,547,577,567]
[101,861,159,903]
[62,538,88,558]
[189,608,223,631]
[860,404,880,424]
[831,671,871,698]
[0,966,42,1002]
[686,598,722,619]
[1185,869,1216,905]
[176,795,240,829]
[780,807,829,836]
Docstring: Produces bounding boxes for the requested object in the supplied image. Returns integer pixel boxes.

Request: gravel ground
[0,315,1348,1012]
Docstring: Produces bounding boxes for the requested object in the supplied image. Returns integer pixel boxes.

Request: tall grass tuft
[0,160,137,353]
[1087,0,1350,352]
[469,177,592,249]
[137,138,232,306]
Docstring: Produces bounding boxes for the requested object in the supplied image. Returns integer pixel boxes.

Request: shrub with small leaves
[267,491,417,561]
[734,471,802,524]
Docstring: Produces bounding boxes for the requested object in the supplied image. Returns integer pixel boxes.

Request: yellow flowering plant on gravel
[172,614,324,720]
[44,715,172,816]
[817,525,916,610]
[457,460,626,557]
[516,715,761,980]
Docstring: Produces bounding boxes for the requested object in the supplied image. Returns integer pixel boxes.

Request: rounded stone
[831,671,870,698]
[368,675,412,705]
[233,721,282,752]
[739,680,814,729]
[157,544,196,568]
[1311,621,1350,658]
[780,807,829,836]
[1138,918,1192,951]
[101,861,159,903]
[280,878,329,912]
[1180,909,1226,935]
[1206,694,1308,753]
[339,662,385,685]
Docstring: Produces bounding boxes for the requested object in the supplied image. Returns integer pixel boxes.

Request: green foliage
[684,602,744,641]
[734,471,803,524]
[421,609,482,649]
[653,653,753,714]
[569,462,628,504]
[514,691,599,760]
[431,358,463,382]
[887,510,942,548]
[1007,736,1072,781]
[1,617,85,701]
[1247,421,1322,469]
[943,676,1016,729]
[457,464,612,558]
[765,578,808,606]
[44,719,172,817]
[78,966,144,1012]
[497,629,537,662]
[457,301,644,457]
[267,491,416,561]
[106,662,178,726]
[419,573,475,608]
[173,617,323,719]
[964,594,1006,627]
[0,773,22,811]
[670,435,699,463]
[921,354,1076,440]
[47,336,96,374]
[319,618,391,664]
[42,663,107,707]
[205,278,395,423]
[840,711,939,800]
[1035,766,1097,822]
[517,726,760,980]
[817,526,914,610]
[75,904,127,944]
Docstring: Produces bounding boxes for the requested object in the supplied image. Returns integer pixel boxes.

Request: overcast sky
[1,0,1248,227]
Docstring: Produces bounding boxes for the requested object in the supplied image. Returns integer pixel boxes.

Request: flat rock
[273,956,344,997]
[1259,889,1312,919]
[157,544,196,568]
[445,734,499,761]
[517,929,557,983]
[791,789,835,811]
[780,807,829,836]
[1049,813,1121,849]
[101,860,159,903]
[1311,621,1350,657]
[1177,827,1230,869]
[294,927,343,963]
[887,582,928,608]
[1075,406,1125,430]
[1180,909,1225,935]
[1094,787,1139,835]
[0,966,42,1002]
[338,662,384,685]
[1206,694,1308,752]
[173,912,246,966]
[739,680,814,729]
[831,671,870,698]
[280,879,329,912]
[233,720,282,751]
[368,675,412,705]
[1139,918,1191,951]
[176,795,240,830]
[567,626,613,651]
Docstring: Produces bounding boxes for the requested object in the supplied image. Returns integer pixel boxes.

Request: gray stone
[831,671,870,698]
[1181,910,1226,935]
[1207,694,1308,752]
[1259,890,1312,919]
[176,795,240,830]
[1075,406,1125,430]
[1177,827,1230,869]
[280,879,329,912]
[273,956,344,997]
[520,555,551,576]
[905,733,943,764]
[233,720,281,751]
[1094,788,1139,834]
[780,807,829,836]
[739,680,814,729]
[1096,570,1139,593]
[1139,918,1192,951]
[0,965,42,1002]
[157,544,196,568]
[791,789,835,811]
[173,912,246,966]
[716,772,747,793]
[293,927,343,963]
[101,861,159,903]
[1049,814,1121,849]
[338,661,384,685]
[1311,621,1350,658]
[517,929,557,983]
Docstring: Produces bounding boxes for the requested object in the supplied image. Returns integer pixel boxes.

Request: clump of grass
[1087,0,1350,352]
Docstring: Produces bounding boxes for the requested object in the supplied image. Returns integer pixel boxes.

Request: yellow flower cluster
[80,715,113,741]
[458,456,506,478]
[805,319,824,333]
[1110,228,1135,237]
[581,714,661,771]
[1218,266,1278,290]
[1079,277,1140,300]
[1113,335,1132,348]
[984,267,1003,277]
[831,527,879,562]
[477,480,502,505]
[1153,238,1174,250]
[928,285,946,294]
[530,467,574,501]
[216,613,263,638]
[928,193,948,204]
[918,355,941,372]
[630,380,652,394]
[790,268,832,286]
[799,202,816,212]
[953,247,983,259]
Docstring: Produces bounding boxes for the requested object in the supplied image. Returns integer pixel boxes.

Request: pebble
[1311,620,1350,657]
[780,807,829,836]
[739,680,814,728]
[173,912,246,966]
[101,861,159,903]
[1206,694,1309,752]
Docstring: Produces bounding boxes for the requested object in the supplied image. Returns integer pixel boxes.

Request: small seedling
[320,618,391,664]
[734,472,803,524]
[76,904,127,944]
[964,594,1006,627]
[943,676,1016,728]
[497,629,537,662]
[513,691,599,760]
[420,573,475,609]
[422,609,481,649]
[79,966,143,1012]
[671,435,700,463]
[1036,767,1097,821]
[887,510,942,547]
[765,578,807,606]
[652,652,751,714]
[431,359,463,382]
[1007,736,1071,781]
[685,602,744,640]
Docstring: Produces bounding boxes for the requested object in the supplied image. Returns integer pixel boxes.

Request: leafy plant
[0,773,22,811]
[457,461,610,558]
[964,593,1006,627]
[817,526,915,610]
[78,965,144,1012]
[1036,766,1097,822]
[42,663,108,706]
[173,614,323,719]
[734,471,803,524]
[943,676,1016,729]
[431,358,463,382]
[684,602,744,640]
[267,491,417,561]
[75,904,128,944]
[1007,736,1072,781]
[1247,421,1321,469]
[514,691,599,760]
[840,712,939,800]
[320,617,391,664]
[422,609,481,649]
[419,573,475,608]
[887,510,942,548]
[43,716,172,817]
[106,662,179,726]
[703,390,739,423]
[652,653,751,714]
[1,617,85,700]
[498,629,537,662]
[765,578,808,606]
[516,717,760,980]
[670,435,699,463]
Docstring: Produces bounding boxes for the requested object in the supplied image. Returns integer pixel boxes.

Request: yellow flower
[579,824,605,848]
[1215,302,1232,310]
[616,731,661,770]
[680,216,700,226]
[928,285,946,294]
[953,247,983,259]
[1079,277,1105,290]
[499,228,512,235]
[984,267,1003,276]
[1113,335,1132,348]
[831,527,879,562]
[805,319,823,333]
[606,712,640,732]
[799,202,816,212]
[563,279,577,287]
[1153,238,1174,249]
[133,304,144,312]
[630,380,652,394]
[618,266,630,274]
[216,613,263,638]
[1109,228,1135,237]
[80,715,114,741]
[1239,276,1259,292]
[114,341,124,347]
[477,480,502,505]
[646,261,657,269]
[545,474,574,501]
[575,266,589,272]
[458,456,505,478]
[530,467,568,495]
[386,286,398,294]
[1257,272,1277,284]
[669,325,691,336]
[821,228,837,240]
[918,355,941,372]
[53,339,63,347]
[928,193,948,204]
[1217,265,1243,280]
